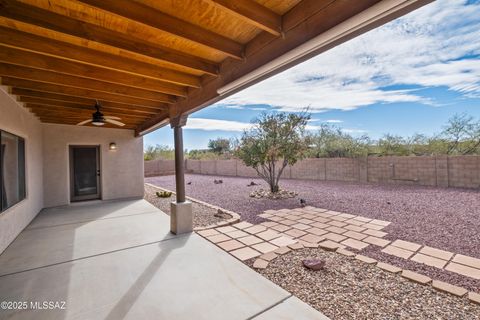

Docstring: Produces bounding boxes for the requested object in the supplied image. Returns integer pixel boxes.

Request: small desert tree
[208,137,231,154]
[236,112,310,193]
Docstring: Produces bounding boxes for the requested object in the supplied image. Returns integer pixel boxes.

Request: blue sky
[145,0,480,150]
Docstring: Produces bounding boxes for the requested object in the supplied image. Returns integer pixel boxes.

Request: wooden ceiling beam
[209,0,282,36]
[0,27,201,88]
[0,64,176,103]
[10,88,167,112]
[20,98,160,116]
[78,0,244,59]
[2,77,172,106]
[0,0,219,75]
[136,0,432,135]
[0,46,187,96]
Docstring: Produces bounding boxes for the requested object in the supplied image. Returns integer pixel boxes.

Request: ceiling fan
[76,101,125,127]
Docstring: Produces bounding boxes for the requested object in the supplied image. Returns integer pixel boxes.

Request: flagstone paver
[419,246,454,261]
[401,270,432,285]
[217,239,245,251]
[376,262,402,274]
[341,238,369,250]
[252,242,278,254]
[445,262,480,280]
[256,230,281,241]
[206,234,231,243]
[230,247,261,261]
[432,280,468,297]
[391,240,422,252]
[343,230,368,241]
[238,235,264,246]
[323,232,347,242]
[452,254,480,269]
[382,245,415,259]
[269,236,297,247]
[411,253,448,269]
[363,236,390,247]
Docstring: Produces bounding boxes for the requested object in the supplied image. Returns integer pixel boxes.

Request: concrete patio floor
[0,199,327,319]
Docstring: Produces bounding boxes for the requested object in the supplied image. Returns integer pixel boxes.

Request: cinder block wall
[146,156,480,189]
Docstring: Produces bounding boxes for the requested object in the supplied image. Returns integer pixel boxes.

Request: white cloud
[324,119,343,123]
[220,0,480,112]
[185,118,252,132]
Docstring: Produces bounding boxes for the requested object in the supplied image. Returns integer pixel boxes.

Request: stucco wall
[42,124,144,208]
[0,86,44,254]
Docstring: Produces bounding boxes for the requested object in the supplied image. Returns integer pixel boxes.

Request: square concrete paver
[257,230,281,241]
[252,242,278,254]
[341,238,369,250]
[445,262,480,280]
[419,246,454,261]
[253,259,269,269]
[244,225,267,234]
[270,224,291,232]
[274,246,292,255]
[432,280,468,297]
[279,219,297,226]
[238,235,264,246]
[299,234,324,244]
[325,226,347,234]
[345,219,365,226]
[328,221,348,228]
[401,270,432,284]
[370,219,391,227]
[362,223,385,231]
[197,229,220,237]
[260,252,278,262]
[260,221,279,228]
[382,245,415,259]
[311,222,330,229]
[323,232,347,242]
[363,229,388,238]
[230,247,262,261]
[232,221,253,229]
[305,227,328,236]
[298,218,315,225]
[363,236,390,247]
[217,239,245,252]
[226,230,250,239]
[452,254,480,269]
[269,236,297,247]
[411,253,448,269]
[206,234,231,244]
[313,216,331,223]
[391,240,422,252]
[343,230,367,240]
[377,262,402,274]
[344,225,366,232]
[284,229,307,238]
[353,216,372,223]
[216,226,237,233]
[292,223,310,230]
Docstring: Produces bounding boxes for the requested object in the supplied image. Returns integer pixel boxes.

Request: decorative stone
[302,259,326,271]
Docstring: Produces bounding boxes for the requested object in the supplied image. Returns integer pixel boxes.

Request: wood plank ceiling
[0,0,429,132]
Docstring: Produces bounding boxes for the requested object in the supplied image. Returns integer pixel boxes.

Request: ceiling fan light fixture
[92,120,105,126]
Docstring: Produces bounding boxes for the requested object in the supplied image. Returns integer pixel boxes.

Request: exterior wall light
[109,142,117,151]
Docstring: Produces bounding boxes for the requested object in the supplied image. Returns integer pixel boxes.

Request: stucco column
[170,115,192,234]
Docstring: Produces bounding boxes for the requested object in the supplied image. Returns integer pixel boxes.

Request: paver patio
[0,200,327,319]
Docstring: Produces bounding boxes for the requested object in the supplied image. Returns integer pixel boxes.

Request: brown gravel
[247,248,480,320]
[144,184,230,228]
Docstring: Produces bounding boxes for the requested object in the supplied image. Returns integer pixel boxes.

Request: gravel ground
[146,174,480,259]
[144,184,230,228]
[247,248,480,320]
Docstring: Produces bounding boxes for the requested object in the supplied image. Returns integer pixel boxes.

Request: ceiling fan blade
[105,119,125,126]
[104,116,122,120]
[77,119,92,126]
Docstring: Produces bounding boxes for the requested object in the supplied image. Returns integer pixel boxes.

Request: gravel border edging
[252,243,480,306]
[144,183,241,230]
